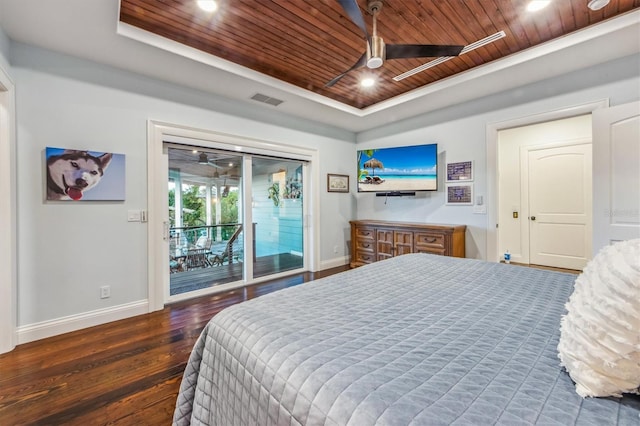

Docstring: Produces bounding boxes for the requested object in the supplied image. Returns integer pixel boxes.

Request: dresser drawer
[354,227,375,240]
[355,238,375,253]
[355,252,375,264]
[414,232,445,249]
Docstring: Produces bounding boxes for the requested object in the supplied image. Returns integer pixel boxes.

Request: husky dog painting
[46,148,125,201]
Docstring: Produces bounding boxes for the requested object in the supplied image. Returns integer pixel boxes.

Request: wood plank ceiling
[120,0,639,109]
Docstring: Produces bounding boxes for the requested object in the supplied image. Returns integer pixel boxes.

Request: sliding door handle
[163,221,170,241]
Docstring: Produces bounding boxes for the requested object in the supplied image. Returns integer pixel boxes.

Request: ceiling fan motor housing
[367,35,385,68]
[366,0,385,68]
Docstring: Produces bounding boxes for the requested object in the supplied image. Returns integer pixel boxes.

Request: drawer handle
[363,243,370,248]
[426,237,437,243]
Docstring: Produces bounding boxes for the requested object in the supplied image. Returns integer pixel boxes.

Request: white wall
[357,54,640,260]
[11,43,355,328]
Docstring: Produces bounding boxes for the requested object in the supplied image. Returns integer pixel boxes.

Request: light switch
[127,210,141,222]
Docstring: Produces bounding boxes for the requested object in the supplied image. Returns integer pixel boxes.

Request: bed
[173,253,640,425]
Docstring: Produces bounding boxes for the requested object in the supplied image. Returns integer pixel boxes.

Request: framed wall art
[446,183,473,205]
[45,147,126,201]
[327,173,349,193]
[446,161,473,182]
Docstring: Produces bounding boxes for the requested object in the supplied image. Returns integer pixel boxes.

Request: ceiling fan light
[366,36,385,69]
[367,57,382,69]
[367,56,383,69]
[587,0,610,10]
[361,77,375,88]
[198,153,209,164]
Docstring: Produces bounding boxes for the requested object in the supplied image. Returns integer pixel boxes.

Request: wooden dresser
[350,220,466,268]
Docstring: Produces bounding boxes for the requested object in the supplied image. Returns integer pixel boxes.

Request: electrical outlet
[100,285,111,299]
[333,245,338,254]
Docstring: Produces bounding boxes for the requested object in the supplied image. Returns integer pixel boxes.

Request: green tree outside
[169,184,240,240]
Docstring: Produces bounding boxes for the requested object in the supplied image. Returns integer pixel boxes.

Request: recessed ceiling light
[588,0,610,10]
[527,0,551,12]
[360,78,375,88]
[197,0,218,13]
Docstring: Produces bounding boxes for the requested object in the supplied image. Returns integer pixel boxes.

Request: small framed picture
[446,161,473,182]
[327,174,349,193]
[446,183,473,205]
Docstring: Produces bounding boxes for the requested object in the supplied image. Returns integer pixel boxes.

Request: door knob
[531,216,536,221]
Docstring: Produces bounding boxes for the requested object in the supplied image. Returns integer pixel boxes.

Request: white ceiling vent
[394,31,507,81]
[250,93,284,106]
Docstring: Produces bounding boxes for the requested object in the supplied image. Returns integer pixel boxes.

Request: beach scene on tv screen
[357,144,437,192]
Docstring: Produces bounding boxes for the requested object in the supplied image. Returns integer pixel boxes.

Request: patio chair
[211,225,243,266]
[185,247,211,270]
[195,236,212,250]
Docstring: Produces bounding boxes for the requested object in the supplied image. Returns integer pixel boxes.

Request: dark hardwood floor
[0,265,349,425]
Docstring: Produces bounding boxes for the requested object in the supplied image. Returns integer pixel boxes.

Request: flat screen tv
[357,144,438,194]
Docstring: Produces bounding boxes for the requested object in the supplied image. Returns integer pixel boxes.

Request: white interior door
[527,143,592,269]
[592,101,640,252]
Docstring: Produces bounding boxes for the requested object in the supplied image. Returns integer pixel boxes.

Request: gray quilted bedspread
[173,254,640,425]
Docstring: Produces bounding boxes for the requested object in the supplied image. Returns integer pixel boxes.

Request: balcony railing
[171,223,241,246]
[169,223,256,273]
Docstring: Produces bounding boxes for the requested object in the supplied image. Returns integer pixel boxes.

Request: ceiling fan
[196,152,225,177]
[326,0,465,87]
[197,152,225,167]
[219,165,241,180]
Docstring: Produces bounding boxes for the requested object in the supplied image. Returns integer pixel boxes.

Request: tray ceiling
[119,0,640,109]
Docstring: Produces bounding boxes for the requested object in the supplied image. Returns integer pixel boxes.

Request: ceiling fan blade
[325,52,367,87]
[337,0,369,40]
[386,44,464,60]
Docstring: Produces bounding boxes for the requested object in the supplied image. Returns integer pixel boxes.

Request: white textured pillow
[558,238,640,398]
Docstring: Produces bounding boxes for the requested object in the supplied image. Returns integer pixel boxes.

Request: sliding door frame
[147,120,320,311]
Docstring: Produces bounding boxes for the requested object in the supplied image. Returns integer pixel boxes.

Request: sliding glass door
[251,156,304,278]
[167,146,245,296]
[165,144,306,298]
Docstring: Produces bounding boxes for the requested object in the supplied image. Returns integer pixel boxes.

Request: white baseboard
[17,300,149,345]
[15,258,348,345]
[320,255,349,271]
